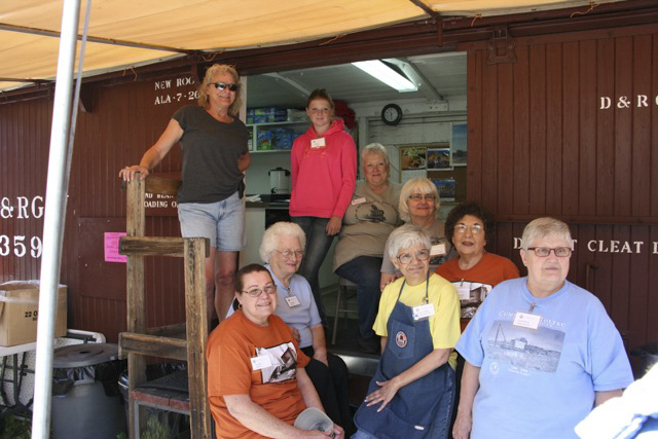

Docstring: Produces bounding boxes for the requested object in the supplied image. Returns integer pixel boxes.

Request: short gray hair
[386,224,432,260]
[361,143,390,168]
[259,222,306,263]
[520,217,573,250]
[398,178,440,222]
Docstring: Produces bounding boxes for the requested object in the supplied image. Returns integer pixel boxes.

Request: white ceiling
[246,52,467,109]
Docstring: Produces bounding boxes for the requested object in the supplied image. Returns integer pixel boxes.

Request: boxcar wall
[0,73,198,342]
[463,23,658,352]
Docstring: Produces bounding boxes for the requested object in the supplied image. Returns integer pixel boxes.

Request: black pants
[302,346,355,436]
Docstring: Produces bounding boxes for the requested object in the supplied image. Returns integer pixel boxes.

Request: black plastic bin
[51,343,126,439]
[631,342,658,379]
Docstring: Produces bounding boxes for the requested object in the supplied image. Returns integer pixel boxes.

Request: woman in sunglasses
[353,224,460,439]
[119,64,250,324]
[206,263,344,439]
[379,177,455,294]
[290,88,357,325]
[453,217,633,439]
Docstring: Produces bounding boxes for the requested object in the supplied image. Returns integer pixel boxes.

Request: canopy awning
[0,0,627,93]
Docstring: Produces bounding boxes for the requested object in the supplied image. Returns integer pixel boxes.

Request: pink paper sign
[104,232,127,263]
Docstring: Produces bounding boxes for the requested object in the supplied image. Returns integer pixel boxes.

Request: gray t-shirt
[173,105,248,204]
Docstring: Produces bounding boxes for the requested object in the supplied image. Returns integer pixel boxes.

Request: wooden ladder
[118,176,212,438]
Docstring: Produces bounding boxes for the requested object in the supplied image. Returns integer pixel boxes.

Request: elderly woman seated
[333,143,402,354]
[206,263,344,439]
[259,222,354,435]
[380,178,455,296]
[436,201,519,322]
[353,224,460,439]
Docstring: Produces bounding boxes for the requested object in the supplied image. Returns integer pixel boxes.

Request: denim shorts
[177,191,246,251]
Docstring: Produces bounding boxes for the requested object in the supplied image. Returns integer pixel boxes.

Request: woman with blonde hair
[119,64,250,323]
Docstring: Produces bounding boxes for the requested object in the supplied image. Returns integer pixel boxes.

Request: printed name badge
[351,197,367,206]
[250,355,272,371]
[311,138,326,148]
[456,284,471,300]
[513,312,541,330]
[430,243,446,257]
[285,295,301,307]
[412,303,435,321]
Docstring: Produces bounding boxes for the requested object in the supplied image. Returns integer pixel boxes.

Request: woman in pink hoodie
[290,89,357,324]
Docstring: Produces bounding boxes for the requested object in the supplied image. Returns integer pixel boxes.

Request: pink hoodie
[290,118,357,219]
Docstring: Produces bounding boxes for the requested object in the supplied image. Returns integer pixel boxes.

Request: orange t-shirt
[206,310,310,439]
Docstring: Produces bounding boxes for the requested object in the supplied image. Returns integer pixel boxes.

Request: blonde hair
[197,64,242,116]
[398,178,440,222]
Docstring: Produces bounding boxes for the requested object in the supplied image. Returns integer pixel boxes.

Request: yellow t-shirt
[373,273,460,370]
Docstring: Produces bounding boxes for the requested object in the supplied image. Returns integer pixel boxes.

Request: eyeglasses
[213,82,239,92]
[408,193,436,202]
[454,224,483,235]
[241,285,277,298]
[526,247,572,257]
[396,249,431,264]
[273,249,304,260]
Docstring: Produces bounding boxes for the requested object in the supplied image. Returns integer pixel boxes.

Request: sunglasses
[213,82,239,92]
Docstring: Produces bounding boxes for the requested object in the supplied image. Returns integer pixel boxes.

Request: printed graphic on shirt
[452,281,493,318]
[256,342,298,384]
[353,201,396,224]
[487,320,564,374]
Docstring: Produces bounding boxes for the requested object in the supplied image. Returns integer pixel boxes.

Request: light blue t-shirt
[456,277,633,439]
[267,265,321,349]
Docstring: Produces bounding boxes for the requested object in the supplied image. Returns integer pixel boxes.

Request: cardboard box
[0,281,67,346]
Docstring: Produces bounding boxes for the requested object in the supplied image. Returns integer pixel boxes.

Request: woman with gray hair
[260,222,354,435]
[120,64,250,324]
[380,177,454,292]
[453,217,633,439]
[353,224,460,439]
[333,143,402,354]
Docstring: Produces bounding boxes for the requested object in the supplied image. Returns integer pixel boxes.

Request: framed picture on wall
[427,148,452,171]
[432,178,456,201]
[451,123,467,166]
[400,146,427,171]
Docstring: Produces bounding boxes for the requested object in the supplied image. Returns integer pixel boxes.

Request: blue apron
[353,279,455,439]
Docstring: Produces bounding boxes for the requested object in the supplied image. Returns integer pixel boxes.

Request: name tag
[250,355,272,371]
[456,284,471,300]
[351,197,366,206]
[513,312,541,330]
[311,138,326,148]
[412,303,435,321]
[285,295,301,307]
[430,243,446,257]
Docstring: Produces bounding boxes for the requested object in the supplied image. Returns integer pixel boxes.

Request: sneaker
[357,336,380,355]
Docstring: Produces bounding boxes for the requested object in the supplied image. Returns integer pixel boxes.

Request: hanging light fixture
[352,60,418,92]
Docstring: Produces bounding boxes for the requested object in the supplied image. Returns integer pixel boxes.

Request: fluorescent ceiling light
[352,60,418,92]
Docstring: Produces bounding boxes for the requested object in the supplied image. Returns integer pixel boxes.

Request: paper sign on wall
[104,232,127,263]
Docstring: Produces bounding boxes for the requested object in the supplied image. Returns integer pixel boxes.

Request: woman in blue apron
[353,224,461,439]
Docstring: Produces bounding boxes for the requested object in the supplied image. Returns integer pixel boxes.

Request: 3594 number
[0,235,42,258]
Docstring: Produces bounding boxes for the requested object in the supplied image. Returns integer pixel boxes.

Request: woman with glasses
[333,143,402,354]
[380,177,454,292]
[259,222,354,435]
[436,202,519,321]
[290,88,357,325]
[353,224,460,439]
[120,64,249,324]
[206,263,344,439]
[453,217,633,439]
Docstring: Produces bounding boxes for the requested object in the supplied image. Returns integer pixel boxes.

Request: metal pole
[31,0,81,437]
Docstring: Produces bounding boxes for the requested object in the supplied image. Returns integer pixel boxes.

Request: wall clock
[381,103,402,126]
